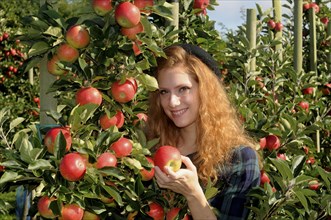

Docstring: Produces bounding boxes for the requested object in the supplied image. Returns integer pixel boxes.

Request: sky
[208,1,331,32]
[208,1,283,32]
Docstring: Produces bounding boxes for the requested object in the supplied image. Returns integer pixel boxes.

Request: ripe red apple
[66,25,90,49]
[302,87,314,95]
[146,202,165,220]
[92,0,112,16]
[306,156,315,164]
[82,210,100,220]
[44,127,72,154]
[75,87,102,106]
[267,19,276,29]
[56,43,79,63]
[47,55,67,75]
[193,0,209,11]
[265,134,281,151]
[153,145,182,173]
[127,77,138,92]
[120,22,144,40]
[60,203,84,220]
[140,156,155,181]
[322,83,331,95]
[111,79,136,103]
[274,22,283,32]
[96,152,117,169]
[99,110,124,130]
[321,17,329,25]
[310,2,319,13]
[259,137,266,150]
[260,170,270,186]
[134,0,154,14]
[110,137,133,158]
[298,101,309,112]
[166,207,191,220]
[38,196,58,219]
[59,153,86,181]
[115,2,141,28]
[303,3,311,11]
[303,146,309,154]
[308,180,320,190]
[0,165,5,172]
[277,153,286,160]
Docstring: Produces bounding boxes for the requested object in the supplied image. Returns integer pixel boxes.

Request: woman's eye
[159,90,168,95]
[179,86,190,93]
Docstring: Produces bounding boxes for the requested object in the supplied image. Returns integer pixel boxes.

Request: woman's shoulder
[231,145,259,162]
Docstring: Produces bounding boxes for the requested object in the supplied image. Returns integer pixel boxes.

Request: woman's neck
[177,124,198,156]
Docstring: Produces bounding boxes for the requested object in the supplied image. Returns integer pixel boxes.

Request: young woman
[146,44,261,219]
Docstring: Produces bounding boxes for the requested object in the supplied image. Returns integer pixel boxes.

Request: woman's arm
[154,156,217,219]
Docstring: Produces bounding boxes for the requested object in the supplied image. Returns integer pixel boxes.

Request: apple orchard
[0,0,330,219]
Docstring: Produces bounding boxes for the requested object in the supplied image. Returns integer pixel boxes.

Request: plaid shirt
[209,146,260,220]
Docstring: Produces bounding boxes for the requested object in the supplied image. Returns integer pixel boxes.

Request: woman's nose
[169,93,180,107]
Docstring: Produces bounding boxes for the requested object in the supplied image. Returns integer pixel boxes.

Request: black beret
[177,43,221,77]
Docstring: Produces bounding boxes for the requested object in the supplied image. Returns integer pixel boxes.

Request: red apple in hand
[146,202,165,220]
[60,204,84,220]
[92,0,113,16]
[111,79,137,103]
[153,145,182,173]
[115,2,141,28]
[99,110,124,130]
[44,127,72,154]
[140,156,155,181]
[59,153,86,181]
[76,87,103,106]
[66,25,90,49]
[38,196,59,219]
[110,137,133,158]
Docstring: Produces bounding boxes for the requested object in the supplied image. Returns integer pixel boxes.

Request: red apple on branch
[308,180,320,190]
[47,55,67,76]
[265,134,281,151]
[297,101,309,112]
[140,156,155,181]
[38,196,59,219]
[92,0,113,16]
[66,25,90,49]
[44,127,72,154]
[166,207,191,220]
[75,87,103,106]
[260,170,270,186]
[120,22,144,40]
[56,43,79,63]
[302,87,314,95]
[111,79,137,103]
[274,22,283,32]
[134,0,154,14]
[115,2,141,28]
[267,19,276,29]
[60,203,84,220]
[96,152,117,169]
[153,145,182,173]
[59,153,86,181]
[146,202,165,220]
[99,110,124,130]
[110,137,133,158]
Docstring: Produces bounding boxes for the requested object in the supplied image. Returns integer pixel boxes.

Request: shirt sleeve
[209,146,260,220]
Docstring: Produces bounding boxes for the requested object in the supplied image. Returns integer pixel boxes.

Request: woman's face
[157,65,200,129]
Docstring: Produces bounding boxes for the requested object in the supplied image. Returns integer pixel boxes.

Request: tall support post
[293,0,303,74]
[273,0,283,61]
[309,8,317,73]
[28,68,34,85]
[246,9,256,73]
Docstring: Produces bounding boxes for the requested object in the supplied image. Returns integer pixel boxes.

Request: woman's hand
[154,155,202,199]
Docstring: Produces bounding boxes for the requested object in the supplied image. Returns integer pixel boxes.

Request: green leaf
[317,166,331,191]
[291,155,306,177]
[101,185,123,206]
[28,41,50,57]
[0,171,22,184]
[137,73,158,91]
[269,158,293,180]
[28,159,53,170]
[69,104,99,132]
[44,26,63,38]
[123,157,143,170]
[293,189,309,213]
[9,117,25,132]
